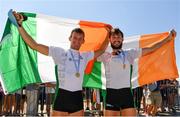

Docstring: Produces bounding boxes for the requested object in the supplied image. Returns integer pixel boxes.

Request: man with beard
[97,28,176,116]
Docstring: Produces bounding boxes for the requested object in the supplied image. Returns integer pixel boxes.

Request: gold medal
[123,64,126,69]
[75,72,80,78]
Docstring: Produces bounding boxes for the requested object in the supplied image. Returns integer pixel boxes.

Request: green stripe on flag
[0,13,41,93]
[130,64,137,108]
[53,65,59,109]
[1,12,36,40]
[83,61,103,89]
[20,12,36,18]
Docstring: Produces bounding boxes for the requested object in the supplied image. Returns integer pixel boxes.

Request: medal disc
[75,72,80,78]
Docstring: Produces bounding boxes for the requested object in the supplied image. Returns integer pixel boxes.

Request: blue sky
[0,0,179,74]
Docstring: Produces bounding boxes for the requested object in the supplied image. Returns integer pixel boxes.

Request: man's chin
[111,44,122,49]
[71,46,80,50]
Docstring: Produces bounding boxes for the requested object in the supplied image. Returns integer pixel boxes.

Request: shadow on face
[69,32,85,50]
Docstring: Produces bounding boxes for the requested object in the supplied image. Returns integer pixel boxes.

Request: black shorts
[106,88,135,111]
[53,88,83,113]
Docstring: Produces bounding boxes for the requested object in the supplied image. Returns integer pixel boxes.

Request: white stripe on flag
[0,73,7,94]
[123,35,140,49]
[131,59,140,89]
[101,62,106,90]
[124,35,141,88]
[36,14,80,83]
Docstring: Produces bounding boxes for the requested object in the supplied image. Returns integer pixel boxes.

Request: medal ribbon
[70,50,80,74]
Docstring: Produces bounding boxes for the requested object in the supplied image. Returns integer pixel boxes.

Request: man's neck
[112,49,122,55]
[70,46,79,51]
[112,49,121,53]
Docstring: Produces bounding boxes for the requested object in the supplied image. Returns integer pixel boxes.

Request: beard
[111,43,123,49]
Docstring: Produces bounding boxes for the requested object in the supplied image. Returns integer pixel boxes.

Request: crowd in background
[0,79,179,116]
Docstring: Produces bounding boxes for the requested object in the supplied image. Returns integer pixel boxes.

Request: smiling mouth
[111,41,123,49]
[113,41,121,45]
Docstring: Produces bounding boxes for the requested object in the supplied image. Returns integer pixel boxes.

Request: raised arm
[142,29,176,56]
[94,27,110,58]
[13,11,49,56]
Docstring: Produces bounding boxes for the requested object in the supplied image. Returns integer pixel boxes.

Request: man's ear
[69,37,71,41]
[82,39,85,44]
[108,37,111,42]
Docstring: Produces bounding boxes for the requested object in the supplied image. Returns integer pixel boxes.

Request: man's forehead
[72,32,84,36]
[111,34,122,38]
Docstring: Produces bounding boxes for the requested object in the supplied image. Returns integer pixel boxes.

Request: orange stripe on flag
[79,20,112,74]
[79,20,112,28]
[79,21,111,51]
[84,60,95,74]
[138,32,179,86]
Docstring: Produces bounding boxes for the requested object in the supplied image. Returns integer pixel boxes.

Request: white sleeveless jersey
[98,48,142,89]
[49,46,94,91]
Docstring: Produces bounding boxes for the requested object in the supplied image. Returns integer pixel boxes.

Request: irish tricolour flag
[0,12,110,94]
[0,12,179,94]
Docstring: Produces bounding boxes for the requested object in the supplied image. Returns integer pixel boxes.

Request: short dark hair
[69,28,85,39]
[109,28,124,38]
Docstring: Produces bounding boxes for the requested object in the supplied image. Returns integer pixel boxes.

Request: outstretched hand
[168,29,177,41]
[170,29,176,37]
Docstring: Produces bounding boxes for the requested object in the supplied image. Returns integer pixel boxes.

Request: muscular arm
[14,11,49,55]
[18,27,49,55]
[94,28,110,58]
[142,29,176,56]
